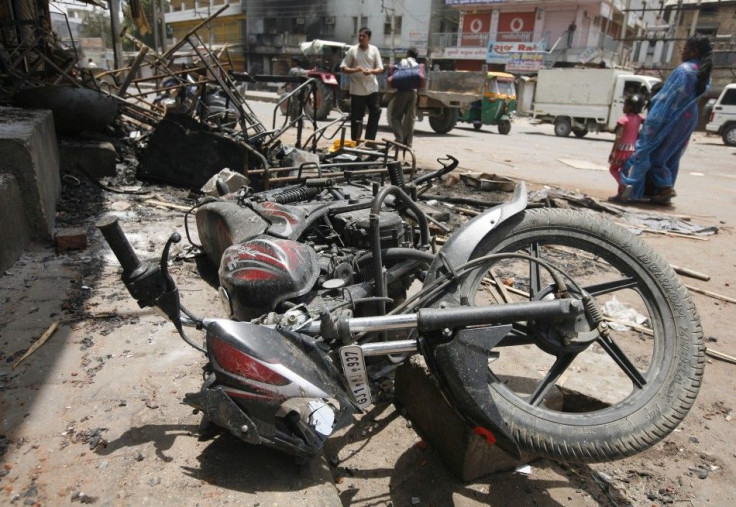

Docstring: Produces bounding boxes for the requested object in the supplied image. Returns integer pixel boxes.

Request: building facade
[431,0,661,73]
[244,0,456,75]
[166,0,247,70]
[653,0,736,91]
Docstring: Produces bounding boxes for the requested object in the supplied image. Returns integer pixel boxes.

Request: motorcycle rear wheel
[445,209,704,462]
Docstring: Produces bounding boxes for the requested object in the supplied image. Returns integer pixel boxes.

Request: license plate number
[339,345,372,409]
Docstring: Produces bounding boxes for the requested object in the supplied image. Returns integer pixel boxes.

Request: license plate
[339,345,372,409]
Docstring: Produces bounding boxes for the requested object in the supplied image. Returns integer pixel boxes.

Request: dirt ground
[1,127,734,506]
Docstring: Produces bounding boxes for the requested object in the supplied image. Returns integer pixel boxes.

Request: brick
[56,228,88,252]
[395,355,533,482]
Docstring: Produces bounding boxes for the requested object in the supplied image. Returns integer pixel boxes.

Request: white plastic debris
[514,464,532,475]
[602,297,647,331]
[308,400,336,437]
[201,168,250,196]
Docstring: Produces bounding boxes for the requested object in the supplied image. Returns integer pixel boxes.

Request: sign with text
[497,12,535,42]
[487,41,546,64]
[436,46,488,59]
[461,13,491,47]
[505,51,544,72]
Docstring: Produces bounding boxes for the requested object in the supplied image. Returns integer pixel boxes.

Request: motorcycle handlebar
[96,216,142,275]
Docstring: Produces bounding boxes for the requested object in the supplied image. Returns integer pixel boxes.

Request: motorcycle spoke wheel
[450,209,704,461]
[477,239,655,407]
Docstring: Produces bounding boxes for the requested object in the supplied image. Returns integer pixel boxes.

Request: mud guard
[425,182,527,282]
[420,183,528,457]
[427,325,522,458]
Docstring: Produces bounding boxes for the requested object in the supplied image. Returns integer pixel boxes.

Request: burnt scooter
[98,157,704,462]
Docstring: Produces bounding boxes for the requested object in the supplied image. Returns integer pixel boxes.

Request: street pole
[108,0,124,69]
[618,0,632,66]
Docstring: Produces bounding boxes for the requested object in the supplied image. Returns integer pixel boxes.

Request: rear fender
[307,70,338,86]
[424,325,522,457]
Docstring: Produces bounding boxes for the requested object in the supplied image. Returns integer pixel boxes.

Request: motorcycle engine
[331,208,411,249]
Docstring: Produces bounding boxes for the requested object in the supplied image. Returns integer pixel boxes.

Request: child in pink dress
[609,94,645,200]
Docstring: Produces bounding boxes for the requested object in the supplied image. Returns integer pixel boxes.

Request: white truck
[532,68,661,137]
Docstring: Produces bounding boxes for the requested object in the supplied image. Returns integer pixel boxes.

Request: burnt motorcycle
[98,156,704,462]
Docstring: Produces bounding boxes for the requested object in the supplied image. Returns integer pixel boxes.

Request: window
[722,89,736,106]
[384,15,402,36]
[353,16,368,35]
[264,18,277,35]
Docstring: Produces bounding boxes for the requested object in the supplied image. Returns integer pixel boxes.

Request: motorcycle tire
[304,82,334,121]
[437,209,704,462]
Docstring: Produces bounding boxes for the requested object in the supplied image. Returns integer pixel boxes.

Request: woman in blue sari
[621,35,713,203]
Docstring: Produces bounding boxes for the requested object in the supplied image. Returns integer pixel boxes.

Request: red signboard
[497,12,535,42]
[461,13,491,47]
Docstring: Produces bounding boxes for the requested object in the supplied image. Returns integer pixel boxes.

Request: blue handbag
[388,63,425,90]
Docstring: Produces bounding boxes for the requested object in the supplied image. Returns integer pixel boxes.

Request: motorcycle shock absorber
[271,186,320,204]
[387,161,405,190]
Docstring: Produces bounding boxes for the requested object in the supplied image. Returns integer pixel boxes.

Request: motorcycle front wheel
[444,209,704,462]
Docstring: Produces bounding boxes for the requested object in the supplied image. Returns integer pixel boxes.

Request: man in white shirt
[340,27,384,141]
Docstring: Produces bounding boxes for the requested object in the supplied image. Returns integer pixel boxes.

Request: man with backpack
[389,47,420,147]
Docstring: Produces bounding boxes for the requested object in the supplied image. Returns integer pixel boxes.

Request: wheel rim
[726,127,736,145]
[461,229,672,425]
[555,121,570,136]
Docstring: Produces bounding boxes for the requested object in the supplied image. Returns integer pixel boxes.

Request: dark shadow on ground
[97,423,331,494]
[323,403,611,507]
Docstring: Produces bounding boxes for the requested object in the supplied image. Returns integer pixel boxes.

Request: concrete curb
[243,91,280,104]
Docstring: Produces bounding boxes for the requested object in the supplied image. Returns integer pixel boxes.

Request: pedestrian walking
[620,34,713,204]
[340,27,383,142]
[389,47,419,147]
[87,58,97,69]
[608,94,645,201]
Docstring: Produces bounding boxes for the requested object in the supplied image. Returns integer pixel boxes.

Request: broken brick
[56,228,88,252]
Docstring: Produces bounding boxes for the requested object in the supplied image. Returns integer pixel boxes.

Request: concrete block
[0,173,30,271]
[395,355,531,482]
[55,227,88,252]
[0,107,60,241]
[58,139,117,178]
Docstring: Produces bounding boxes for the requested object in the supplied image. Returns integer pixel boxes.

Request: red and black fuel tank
[219,238,319,320]
[196,200,269,266]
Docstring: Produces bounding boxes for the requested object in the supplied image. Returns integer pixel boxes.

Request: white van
[705,83,736,146]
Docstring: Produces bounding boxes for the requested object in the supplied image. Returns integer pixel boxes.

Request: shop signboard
[487,41,546,64]
[506,51,544,72]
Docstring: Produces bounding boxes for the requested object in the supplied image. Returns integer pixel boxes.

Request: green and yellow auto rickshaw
[460,71,517,134]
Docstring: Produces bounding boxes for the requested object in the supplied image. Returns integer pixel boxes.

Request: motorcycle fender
[428,325,522,458]
[321,74,338,86]
[425,182,527,283]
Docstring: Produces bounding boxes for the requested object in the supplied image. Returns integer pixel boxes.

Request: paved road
[249,98,735,221]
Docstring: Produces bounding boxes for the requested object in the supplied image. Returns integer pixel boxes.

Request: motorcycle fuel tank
[219,238,319,320]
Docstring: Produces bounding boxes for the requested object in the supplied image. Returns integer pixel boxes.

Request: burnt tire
[429,108,458,134]
[442,209,704,462]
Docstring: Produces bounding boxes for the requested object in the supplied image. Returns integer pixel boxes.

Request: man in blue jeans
[340,27,384,141]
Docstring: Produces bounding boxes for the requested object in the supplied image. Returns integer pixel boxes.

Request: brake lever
[160,232,182,292]
[409,155,459,187]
